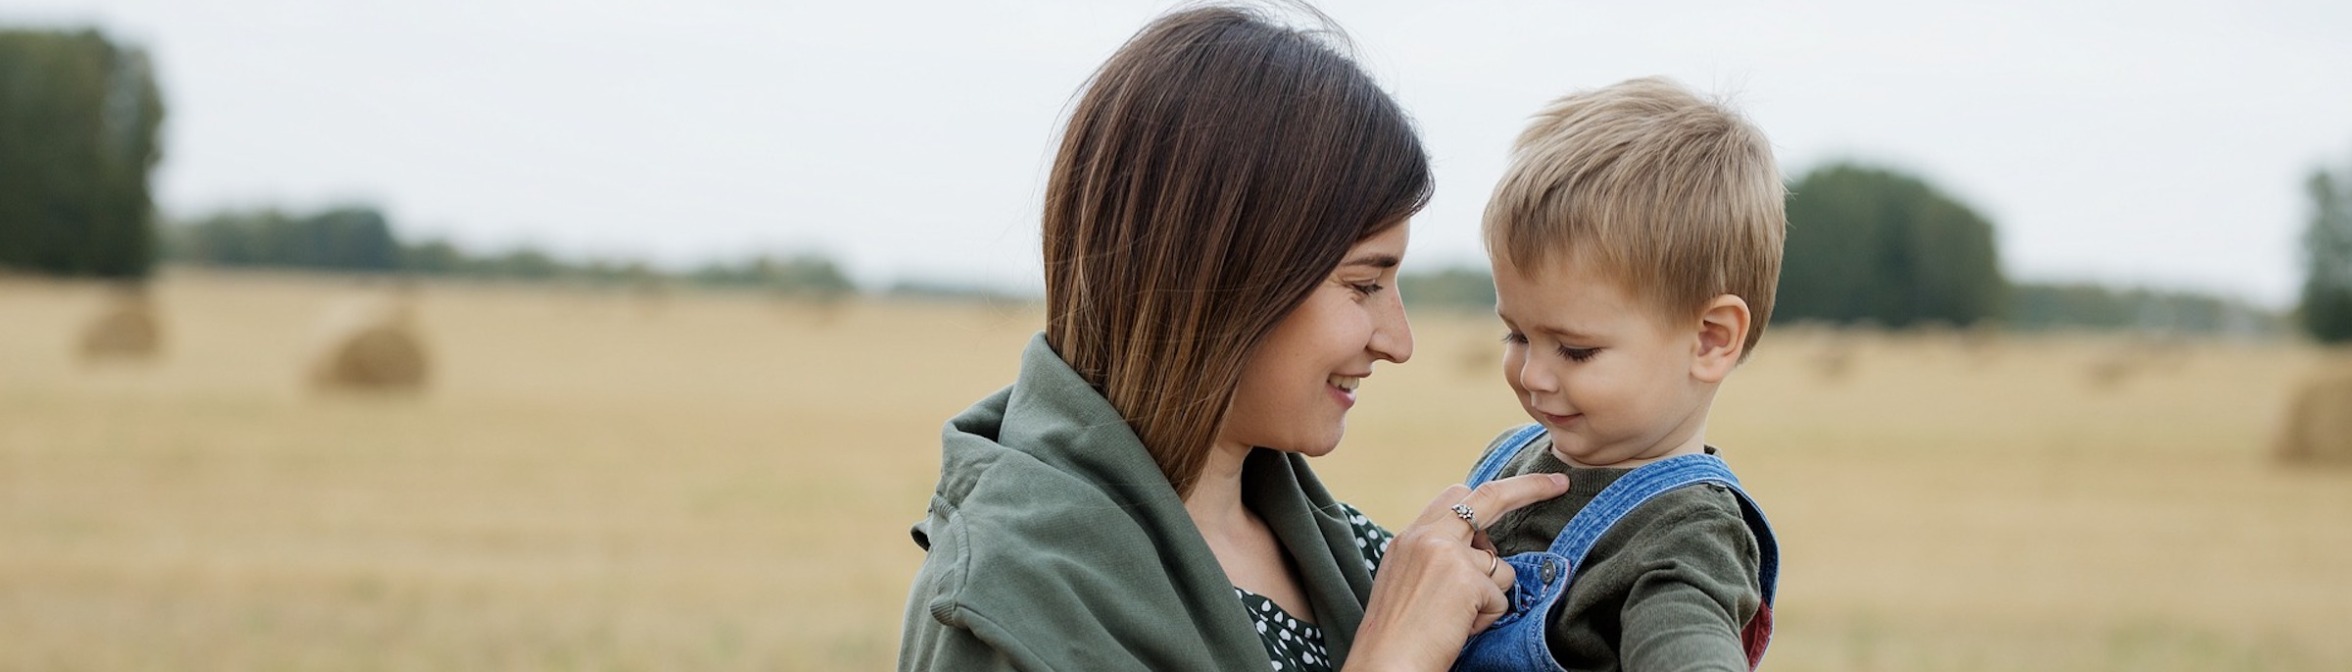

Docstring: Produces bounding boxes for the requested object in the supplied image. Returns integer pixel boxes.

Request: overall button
[1539,558,1559,584]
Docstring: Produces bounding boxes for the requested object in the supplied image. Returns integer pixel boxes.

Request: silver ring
[1450,503,1478,530]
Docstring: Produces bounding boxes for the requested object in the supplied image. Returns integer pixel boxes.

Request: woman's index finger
[1456,472,1571,527]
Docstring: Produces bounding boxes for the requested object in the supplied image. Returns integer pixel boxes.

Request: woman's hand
[1343,472,1571,672]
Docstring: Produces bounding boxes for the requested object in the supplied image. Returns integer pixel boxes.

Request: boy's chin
[1544,432,1625,468]
[1543,430,1590,458]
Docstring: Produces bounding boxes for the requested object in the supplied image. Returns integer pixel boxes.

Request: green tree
[1778,162,2007,328]
[170,206,399,272]
[690,253,854,298]
[2299,157,2352,343]
[0,29,165,278]
[1397,266,1497,312]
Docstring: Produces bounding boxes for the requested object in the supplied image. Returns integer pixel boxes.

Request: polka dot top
[1234,502,1394,672]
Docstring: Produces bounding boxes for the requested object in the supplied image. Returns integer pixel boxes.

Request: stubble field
[4,270,2350,670]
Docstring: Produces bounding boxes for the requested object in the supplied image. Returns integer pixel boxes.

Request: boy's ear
[1690,294,1750,384]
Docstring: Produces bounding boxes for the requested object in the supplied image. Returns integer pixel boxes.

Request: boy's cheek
[1500,352,1526,391]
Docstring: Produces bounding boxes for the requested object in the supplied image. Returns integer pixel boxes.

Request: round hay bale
[2083,356,2136,391]
[1810,332,1859,383]
[630,281,670,319]
[78,289,162,362]
[309,298,429,392]
[1959,322,2005,365]
[2278,373,2352,466]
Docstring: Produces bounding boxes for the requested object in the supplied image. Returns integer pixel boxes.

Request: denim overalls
[1453,424,1780,671]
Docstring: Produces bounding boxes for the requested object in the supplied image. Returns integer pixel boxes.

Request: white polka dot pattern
[1237,502,1393,671]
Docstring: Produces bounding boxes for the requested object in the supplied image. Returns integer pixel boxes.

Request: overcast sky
[6,0,2351,305]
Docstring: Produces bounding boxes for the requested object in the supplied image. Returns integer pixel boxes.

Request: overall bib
[1453,424,1780,671]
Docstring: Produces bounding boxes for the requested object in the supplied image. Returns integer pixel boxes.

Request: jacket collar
[925,333,1375,669]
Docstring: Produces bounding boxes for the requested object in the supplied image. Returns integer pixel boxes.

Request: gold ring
[1485,549,1500,577]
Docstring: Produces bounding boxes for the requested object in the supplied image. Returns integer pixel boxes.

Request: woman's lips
[1328,383,1356,409]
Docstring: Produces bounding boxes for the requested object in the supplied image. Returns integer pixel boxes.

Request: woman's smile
[1328,374,1365,409]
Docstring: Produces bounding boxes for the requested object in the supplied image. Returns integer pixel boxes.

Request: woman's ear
[1691,294,1751,384]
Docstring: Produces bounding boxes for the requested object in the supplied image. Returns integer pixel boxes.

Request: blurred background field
[6,270,2352,671]
[7,1,2352,670]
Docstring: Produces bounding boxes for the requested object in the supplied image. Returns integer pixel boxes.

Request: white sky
[5,0,2350,306]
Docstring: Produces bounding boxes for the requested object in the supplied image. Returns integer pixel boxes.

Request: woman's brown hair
[1042,4,1432,498]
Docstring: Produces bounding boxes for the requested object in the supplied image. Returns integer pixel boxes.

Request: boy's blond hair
[1485,76,1786,357]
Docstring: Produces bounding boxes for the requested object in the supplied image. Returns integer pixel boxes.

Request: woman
[899,6,1569,670]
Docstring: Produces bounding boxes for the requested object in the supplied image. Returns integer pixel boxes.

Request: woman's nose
[1371,295,1413,363]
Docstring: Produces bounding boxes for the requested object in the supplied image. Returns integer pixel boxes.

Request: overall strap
[1725,485,1780,605]
[1464,424,1548,487]
[1546,453,1743,572]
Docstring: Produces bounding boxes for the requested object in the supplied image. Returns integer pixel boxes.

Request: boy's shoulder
[1544,451,1764,671]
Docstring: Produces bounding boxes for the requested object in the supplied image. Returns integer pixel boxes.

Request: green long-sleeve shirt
[1478,430,1764,672]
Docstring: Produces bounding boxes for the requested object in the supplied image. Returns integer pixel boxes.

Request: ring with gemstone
[1450,503,1478,530]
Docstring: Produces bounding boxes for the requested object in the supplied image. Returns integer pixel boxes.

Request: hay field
[4,270,2350,670]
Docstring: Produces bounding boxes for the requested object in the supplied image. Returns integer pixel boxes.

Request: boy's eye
[1500,332,1527,346]
[1558,346,1598,362]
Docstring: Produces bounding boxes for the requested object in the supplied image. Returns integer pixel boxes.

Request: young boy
[1454,77,1785,672]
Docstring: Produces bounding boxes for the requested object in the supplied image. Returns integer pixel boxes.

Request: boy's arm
[1616,501,1763,672]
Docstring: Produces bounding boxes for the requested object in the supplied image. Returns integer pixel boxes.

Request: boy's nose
[1516,357,1558,393]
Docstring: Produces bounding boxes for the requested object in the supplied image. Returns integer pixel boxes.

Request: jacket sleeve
[899,506,1050,671]
[898,611,1029,672]
[1614,504,1762,672]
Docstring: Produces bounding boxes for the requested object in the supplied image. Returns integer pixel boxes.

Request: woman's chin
[1265,434,1344,458]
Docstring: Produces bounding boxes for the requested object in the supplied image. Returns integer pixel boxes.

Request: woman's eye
[1558,346,1598,362]
[1351,282,1384,296]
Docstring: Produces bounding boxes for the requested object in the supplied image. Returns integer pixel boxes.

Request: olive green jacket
[899,334,1380,671]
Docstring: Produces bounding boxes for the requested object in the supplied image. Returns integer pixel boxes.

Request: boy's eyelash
[1503,333,1596,362]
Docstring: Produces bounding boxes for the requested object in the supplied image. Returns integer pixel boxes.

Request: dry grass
[4,270,2350,670]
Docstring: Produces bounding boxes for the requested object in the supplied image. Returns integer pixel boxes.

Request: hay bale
[2278,373,2352,466]
[1810,332,1860,383]
[1959,322,2005,365]
[78,287,162,362]
[2084,335,2191,391]
[2083,353,2137,390]
[775,287,854,328]
[308,297,429,392]
[630,279,671,319]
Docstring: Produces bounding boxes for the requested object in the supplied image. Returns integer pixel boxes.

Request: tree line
[163,204,854,297]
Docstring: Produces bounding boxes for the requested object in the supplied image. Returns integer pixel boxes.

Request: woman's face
[1219,223,1415,457]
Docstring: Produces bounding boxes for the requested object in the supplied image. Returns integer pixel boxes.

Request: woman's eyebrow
[1341,254,1400,269]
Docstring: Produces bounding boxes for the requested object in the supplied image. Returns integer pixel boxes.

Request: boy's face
[1493,254,1716,468]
